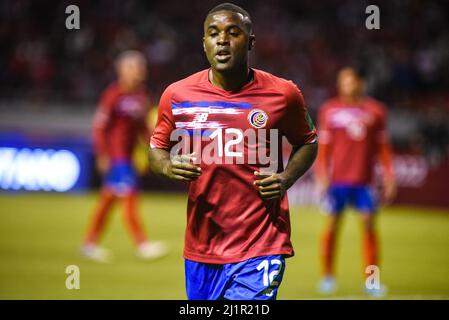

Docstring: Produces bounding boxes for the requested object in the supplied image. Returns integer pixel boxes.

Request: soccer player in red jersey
[149,3,317,300]
[315,67,397,296]
[81,51,168,262]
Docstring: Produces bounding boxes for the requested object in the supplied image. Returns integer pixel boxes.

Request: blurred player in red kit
[81,51,168,262]
[149,3,317,300]
[315,67,397,296]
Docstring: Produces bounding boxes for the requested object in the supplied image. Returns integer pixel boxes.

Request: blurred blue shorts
[326,184,377,214]
[104,161,137,195]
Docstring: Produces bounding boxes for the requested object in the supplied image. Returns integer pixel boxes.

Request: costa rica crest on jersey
[248,109,268,129]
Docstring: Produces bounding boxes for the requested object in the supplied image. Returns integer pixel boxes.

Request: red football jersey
[151,69,317,264]
[317,97,389,185]
[93,83,151,161]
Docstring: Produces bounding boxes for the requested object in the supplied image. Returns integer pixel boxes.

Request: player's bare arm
[96,154,110,174]
[148,148,201,181]
[255,143,317,200]
[378,142,397,202]
[92,115,110,174]
[314,140,331,194]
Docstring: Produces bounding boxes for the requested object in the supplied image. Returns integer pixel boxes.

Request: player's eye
[229,30,240,37]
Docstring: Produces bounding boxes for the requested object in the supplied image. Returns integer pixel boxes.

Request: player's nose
[216,32,230,45]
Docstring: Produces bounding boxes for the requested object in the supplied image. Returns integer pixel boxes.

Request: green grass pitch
[0,192,448,299]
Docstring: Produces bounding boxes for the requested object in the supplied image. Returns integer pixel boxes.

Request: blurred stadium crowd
[0,0,448,163]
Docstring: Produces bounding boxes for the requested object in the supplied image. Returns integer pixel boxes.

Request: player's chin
[212,60,235,73]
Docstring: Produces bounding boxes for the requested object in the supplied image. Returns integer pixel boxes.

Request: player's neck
[118,80,140,92]
[209,67,252,92]
[340,94,363,105]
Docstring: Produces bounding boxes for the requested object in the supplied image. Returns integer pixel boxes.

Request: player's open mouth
[216,50,231,62]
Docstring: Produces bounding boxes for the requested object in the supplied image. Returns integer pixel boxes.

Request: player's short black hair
[115,50,146,65]
[339,65,366,80]
[206,2,252,33]
[346,63,367,79]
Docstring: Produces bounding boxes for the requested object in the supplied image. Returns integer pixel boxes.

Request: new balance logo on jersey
[117,96,145,118]
[193,113,209,123]
[328,108,373,141]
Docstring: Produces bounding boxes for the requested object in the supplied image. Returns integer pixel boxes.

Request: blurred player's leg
[360,212,387,297]
[81,187,115,262]
[84,187,115,244]
[122,192,147,244]
[360,212,378,268]
[318,185,348,294]
[355,187,379,269]
[122,192,168,260]
[318,214,341,294]
[356,186,387,297]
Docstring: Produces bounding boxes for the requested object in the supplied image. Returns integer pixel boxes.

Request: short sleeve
[282,82,317,146]
[92,87,117,155]
[150,85,176,150]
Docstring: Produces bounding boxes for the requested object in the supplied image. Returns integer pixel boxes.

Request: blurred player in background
[81,50,168,262]
[149,3,317,300]
[315,67,397,296]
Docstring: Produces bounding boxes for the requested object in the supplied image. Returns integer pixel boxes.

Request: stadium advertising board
[0,132,92,192]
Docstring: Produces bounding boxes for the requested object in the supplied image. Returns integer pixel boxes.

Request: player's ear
[203,37,206,53]
[248,35,255,51]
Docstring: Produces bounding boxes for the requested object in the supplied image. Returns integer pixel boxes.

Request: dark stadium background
[0,0,448,299]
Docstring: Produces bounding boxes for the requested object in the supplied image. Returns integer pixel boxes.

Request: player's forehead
[338,69,360,81]
[204,10,248,31]
[117,53,146,67]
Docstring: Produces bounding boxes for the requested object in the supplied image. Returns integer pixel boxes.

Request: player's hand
[382,178,397,204]
[96,155,110,174]
[163,152,202,181]
[254,171,290,200]
[315,175,330,196]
